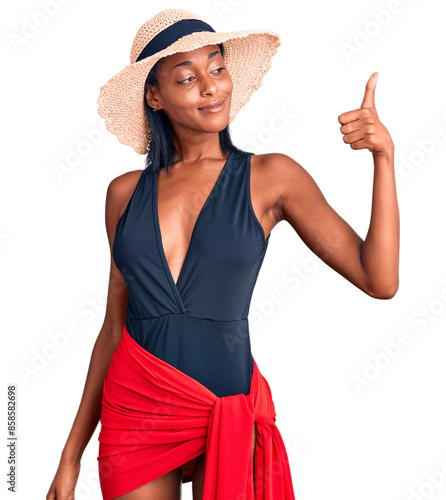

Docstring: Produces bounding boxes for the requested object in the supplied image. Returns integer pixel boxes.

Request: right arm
[46,174,132,500]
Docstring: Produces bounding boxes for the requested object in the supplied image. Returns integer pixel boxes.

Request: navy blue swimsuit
[112,148,271,397]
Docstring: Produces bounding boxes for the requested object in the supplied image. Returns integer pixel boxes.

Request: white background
[2,0,446,499]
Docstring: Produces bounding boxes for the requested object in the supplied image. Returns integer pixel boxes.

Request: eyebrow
[171,50,221,70]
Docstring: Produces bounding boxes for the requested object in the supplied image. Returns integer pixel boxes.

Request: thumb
[360,72,378,109]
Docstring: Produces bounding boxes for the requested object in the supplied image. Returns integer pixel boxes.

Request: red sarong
[97,324,295,499]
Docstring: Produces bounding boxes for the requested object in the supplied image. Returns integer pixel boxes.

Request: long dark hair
[143,43,241,174]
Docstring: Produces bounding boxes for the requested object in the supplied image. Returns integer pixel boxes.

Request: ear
[145,85,154,107]
[145,85,162,110]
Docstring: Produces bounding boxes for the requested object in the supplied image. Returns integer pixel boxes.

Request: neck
[173,132,226,164]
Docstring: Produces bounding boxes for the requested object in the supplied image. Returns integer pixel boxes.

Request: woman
[46,8,399,500]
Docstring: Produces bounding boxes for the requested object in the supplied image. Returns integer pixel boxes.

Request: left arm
[359,149,399,298]
[275,72,399,299]
[339,72,399,298]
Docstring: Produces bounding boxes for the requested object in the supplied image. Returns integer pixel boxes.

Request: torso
[112,148,273,397]
[115,152,281,285]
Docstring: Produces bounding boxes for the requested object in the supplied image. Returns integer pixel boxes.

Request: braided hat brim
[97,29,281,155]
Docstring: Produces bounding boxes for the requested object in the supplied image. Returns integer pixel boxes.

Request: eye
[177,67,226,85]
[177,76,194,84]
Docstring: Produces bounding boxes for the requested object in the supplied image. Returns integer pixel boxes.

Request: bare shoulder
[105,169,145,239]
[250,152,315,223]
[107,169,145,218]
[251,152,309,181]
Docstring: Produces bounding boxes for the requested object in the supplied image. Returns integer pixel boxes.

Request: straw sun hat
[97,8,281,155]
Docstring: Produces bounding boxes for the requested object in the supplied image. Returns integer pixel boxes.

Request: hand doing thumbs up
[338,72,394,156]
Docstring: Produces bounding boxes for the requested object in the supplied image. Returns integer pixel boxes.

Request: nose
[199,71,218,95]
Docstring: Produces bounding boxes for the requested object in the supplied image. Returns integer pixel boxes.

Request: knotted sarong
[97,324,295,499]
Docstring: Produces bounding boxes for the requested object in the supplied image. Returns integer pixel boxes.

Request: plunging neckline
[152,150,235,305]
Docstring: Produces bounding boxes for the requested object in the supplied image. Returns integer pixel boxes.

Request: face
[145,44,233,136]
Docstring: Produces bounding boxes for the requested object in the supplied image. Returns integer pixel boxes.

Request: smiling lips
[198,99,225,112]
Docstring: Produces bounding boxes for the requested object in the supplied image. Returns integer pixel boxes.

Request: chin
[197,113,230,130]
[204,120,230,133]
